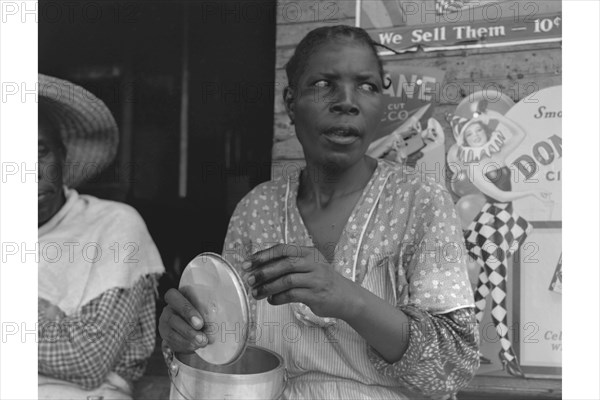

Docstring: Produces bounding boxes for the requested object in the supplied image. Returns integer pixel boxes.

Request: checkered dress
[463,201,532,364]
[38,275,159,390]
[464,202,532,263]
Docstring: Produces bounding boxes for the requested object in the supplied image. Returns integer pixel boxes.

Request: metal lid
[179,252,249,365]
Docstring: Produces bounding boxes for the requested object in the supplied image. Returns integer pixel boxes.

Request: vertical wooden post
[119,34,134,200]
[179,2,190,199]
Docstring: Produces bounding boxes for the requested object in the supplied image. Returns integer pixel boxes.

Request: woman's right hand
[158,288,209,353]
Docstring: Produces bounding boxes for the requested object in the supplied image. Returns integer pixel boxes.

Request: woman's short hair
[284,25,386,90]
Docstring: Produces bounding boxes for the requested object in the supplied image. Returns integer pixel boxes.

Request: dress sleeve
[367,179,480,397]
[368,307,479,397]
[38,275,157,390]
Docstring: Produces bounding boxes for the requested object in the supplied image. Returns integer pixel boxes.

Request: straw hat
[39,74,119,188]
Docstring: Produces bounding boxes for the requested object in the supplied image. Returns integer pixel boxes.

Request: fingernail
[252,289,258,297]
[247,275,255,286]
[242,261,252,270]
[191,316,202,329]
[195,334,207,347]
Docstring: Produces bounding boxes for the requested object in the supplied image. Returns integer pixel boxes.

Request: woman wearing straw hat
[37,74,165,399]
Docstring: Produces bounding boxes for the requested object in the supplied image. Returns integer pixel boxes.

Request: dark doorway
[39,0,276,293]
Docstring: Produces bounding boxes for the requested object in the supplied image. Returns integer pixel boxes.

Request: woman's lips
[322,126,360,145]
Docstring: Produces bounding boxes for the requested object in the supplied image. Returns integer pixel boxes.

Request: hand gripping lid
[179,252,250,365]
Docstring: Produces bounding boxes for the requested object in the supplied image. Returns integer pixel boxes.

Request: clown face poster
[447,86,562,377]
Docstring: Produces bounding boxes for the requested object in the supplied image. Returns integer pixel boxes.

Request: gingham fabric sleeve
[38,275,158,390]
[367,180,479,397]
[113,275,158,384]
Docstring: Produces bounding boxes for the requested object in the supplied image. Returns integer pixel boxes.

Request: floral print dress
[222,159,479,399]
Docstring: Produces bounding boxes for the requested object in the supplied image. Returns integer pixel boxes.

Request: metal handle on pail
[167,362,195,400]
[163,343,195,400]
[163,342,288,400]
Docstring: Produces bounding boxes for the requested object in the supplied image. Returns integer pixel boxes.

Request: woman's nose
[329,86,359,116]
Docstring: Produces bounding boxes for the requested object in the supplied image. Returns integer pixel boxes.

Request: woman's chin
[38,195,64,226]
[319,152,364,170]
[38,209,52,226]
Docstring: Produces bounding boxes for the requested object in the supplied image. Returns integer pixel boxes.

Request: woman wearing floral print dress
[159,25,479,399]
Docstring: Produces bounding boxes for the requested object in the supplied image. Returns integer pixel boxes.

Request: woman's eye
[313,80,329,88]
[359,83,378,92]
[38,145,49,157]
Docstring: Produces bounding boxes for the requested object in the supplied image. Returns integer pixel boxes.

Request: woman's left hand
[241,244,359,321]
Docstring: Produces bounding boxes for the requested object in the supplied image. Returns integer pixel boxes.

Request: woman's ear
[283,86,295,125]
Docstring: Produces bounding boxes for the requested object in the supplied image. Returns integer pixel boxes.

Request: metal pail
[167,345,287,400]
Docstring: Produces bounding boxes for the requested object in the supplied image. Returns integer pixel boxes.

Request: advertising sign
[367,65,446,171]
[505,86,562,222]
[368,13,561,53]
[514,228,562,376]
[358,0,562,53]
[446,86,561,377]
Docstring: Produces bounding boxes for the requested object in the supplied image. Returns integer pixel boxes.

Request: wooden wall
[271,0,562,176]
